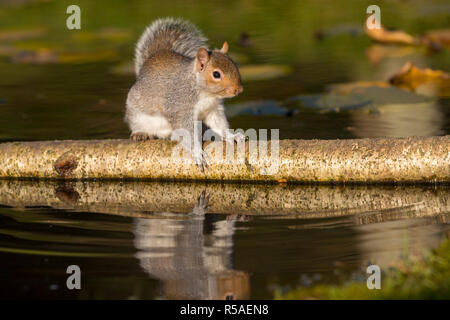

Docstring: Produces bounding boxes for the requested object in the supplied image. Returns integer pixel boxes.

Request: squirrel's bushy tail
[134,17,208,75]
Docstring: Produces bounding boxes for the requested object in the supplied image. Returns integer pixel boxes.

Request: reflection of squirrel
[133,191,250,299]
[125,18,245,170]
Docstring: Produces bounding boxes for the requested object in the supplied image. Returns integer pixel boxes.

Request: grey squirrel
[125,17,245,171]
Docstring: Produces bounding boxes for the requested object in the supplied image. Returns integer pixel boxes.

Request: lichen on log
[0,136,448,183]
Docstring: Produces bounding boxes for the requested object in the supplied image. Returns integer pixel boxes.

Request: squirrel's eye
[213,71,221,79]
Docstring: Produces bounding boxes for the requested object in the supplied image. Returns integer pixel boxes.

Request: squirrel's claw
[233,132,247,144]
[224,132,247,144]
[193,149,210,172]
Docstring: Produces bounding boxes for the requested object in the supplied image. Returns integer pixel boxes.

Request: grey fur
[126,17,243,170]
[134,17,208,75]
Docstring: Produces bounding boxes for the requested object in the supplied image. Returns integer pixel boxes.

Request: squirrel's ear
[220,41,229,54]
[196,48,210,72]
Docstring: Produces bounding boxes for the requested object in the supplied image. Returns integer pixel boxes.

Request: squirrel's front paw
[224,132,247,144]
[130,132,154,141]
[192,149,210,172]
[233,132,247,143]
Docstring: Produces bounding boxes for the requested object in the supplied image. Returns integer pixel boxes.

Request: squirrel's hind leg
[126,110,173,141]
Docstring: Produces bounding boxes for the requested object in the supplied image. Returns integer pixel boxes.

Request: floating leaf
[58,49,118,63]
[389,62,450,97]
[11,48,58,64]
[365,24,419,45]
[226,100,295,118]
[315,23,363,40]
[293,94,373,113]
[328,81,391,94]
[293,85,431,113]
[72,28,132,42]
[239,64,292,82]
[0,28,46,41]
[8,47,119,64]
[421,29,450,48]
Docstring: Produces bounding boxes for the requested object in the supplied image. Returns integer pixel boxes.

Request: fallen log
[0,136,448,183]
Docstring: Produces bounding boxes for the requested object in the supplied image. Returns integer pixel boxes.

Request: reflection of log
[0,136,449,183]
[0,180,448,221]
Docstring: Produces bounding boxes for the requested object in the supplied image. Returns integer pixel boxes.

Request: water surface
[0,181,448,299]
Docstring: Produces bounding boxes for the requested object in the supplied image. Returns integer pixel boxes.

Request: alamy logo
[171,123,280,175]
[366,264,381,289]
[66,5,81,30]
[66,265,81,290]
[366,5,381,30]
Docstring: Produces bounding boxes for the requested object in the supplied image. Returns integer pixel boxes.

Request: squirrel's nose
[234,86,243,95]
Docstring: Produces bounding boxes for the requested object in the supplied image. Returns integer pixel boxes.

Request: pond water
[0,181,449,299]
[0,0,449,299]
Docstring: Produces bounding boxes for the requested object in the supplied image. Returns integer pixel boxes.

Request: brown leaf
[389,62,450,97]
[421,29,450,48]
[365,25,419,45]
[328,81,391,95]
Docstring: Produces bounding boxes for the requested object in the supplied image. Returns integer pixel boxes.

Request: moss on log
[0,136,448,183]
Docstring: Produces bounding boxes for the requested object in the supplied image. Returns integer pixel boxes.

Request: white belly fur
[128,111,173,138]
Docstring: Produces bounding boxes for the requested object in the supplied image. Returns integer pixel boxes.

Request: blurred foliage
[0,0,449,141]
[275,237,450,299]
[1,0,449,65]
